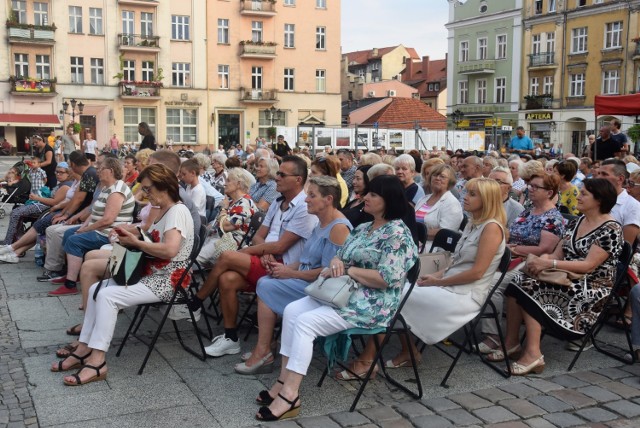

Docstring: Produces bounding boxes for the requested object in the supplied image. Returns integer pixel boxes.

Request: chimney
[406,59,414,80]
[372,48,379,57]
[421,56,430,79]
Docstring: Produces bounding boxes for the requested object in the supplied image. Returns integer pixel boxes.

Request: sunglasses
[276,171,300,178]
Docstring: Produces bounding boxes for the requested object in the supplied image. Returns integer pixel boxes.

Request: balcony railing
[240,42,277,58]
[240,0,277,15]
[7,23,56,44]
[458,60,496,75]
[524,95,553,109]
[119,81,162,98]
[10,77,56,95]
[633,44,640,58]
[528,52,555,67]
[118,34,160,50]
[240,89,278,103]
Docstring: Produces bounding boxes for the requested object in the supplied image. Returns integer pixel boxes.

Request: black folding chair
[438,248,512,387]
[205,195,218,224]
[116,224,210,374]
[429,228,461,253]
[416,222,428,254]
[561,213,579,224]
[317,260,422,412]
[567,241,634,370]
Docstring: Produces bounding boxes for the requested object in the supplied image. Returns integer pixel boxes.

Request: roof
[344,45,420,66]
[426,58,447,83]
[361,98,447,130]
[0,114,60,127]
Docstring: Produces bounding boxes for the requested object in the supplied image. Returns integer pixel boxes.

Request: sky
[341,0,449,59]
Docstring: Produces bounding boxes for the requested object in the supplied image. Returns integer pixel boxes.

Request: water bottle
[34,243,44,267]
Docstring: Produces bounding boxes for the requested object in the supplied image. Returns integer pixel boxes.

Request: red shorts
[245,255,269,292]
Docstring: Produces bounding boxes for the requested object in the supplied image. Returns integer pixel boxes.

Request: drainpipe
[559,4,568,154]
[622,0,631,95]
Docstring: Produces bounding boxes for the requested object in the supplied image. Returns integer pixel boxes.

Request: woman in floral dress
[254,175,417,422]
[501,178,622,376]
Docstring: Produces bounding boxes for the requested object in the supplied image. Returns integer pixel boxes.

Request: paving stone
[525,418,557,428]
[607,417,640,428]
[550,389,598,409]
[620,376,640,389]
[542,412,586,427]
[524,379,565,393]
[603,399,640,418]
[597,367,633,380]
[329,411,371,427]
[485,422,530,428]
[620,364,640,376]
[473,387,516,403]
[448,392,493,410]
[570,371,612,385]
[498,383,541,398]
[499,398,546,418]
[421,397,460,412]
[472,406,520,424]
[551,374,590,389]
[439,408,482,426]
[577,385,621,402]
[574,407,618,423]
[600,380,640,399]
[359,406,401,423]
[298,415,342,428]
[410,414,453,428]
[528,395,573,413]
[263,421,300,428]
[378,419,414,428]
[393,402,432,419]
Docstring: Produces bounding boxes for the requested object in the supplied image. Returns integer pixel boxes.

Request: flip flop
[66,323,82,336]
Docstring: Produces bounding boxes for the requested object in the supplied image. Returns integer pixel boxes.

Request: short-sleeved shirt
[28,168,47,194]
[509,207,565,246]
[217,194,257,242]
[83,139,97,155]
[139,134,156,151]
[262,190,319,265]
[272,141,291,158]
[37,144,57,187]
[88,180,135,236]
[249,179,279,206]
[504,197,525,228]
[592,137,623,161]
[185,183,206,217]
[77,166,99,213]
[510,135,534,151]
[611,189,640,230]
[341,165,357,195]
[559,185,580,215]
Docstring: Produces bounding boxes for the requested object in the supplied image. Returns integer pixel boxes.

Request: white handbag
[305,275,359,308]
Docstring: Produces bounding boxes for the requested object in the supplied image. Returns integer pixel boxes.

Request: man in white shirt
[596,159,640,244]
[82,132,98,164]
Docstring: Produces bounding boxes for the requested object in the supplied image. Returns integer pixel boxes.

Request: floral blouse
[215,194,257,243]
[559,185,580,215]
[509,207,565,246]
[335,219,418,329]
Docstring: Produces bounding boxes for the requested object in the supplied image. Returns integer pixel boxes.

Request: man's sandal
[63,362,108,386]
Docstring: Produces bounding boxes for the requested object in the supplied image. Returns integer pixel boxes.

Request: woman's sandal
[66,323,82,336]
[335,360,378,381]
[255,394,300,421]
[510,355,545,376]
[51,350,92,373]
[256,379,283,405]
[55,343,78,359]
[384,355,422,369]
[614,315,632,330]
[63,361,108,386]
[486,344,522,362]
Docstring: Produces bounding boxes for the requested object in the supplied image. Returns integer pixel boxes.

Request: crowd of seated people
[2,132,638,422]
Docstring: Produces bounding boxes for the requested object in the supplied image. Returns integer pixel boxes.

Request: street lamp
[451,109,464,129]
[62,98,85,127]
[267,106,282,143]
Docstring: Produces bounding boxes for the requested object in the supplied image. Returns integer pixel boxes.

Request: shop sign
[484,118,502,127]
[526,112,553,120]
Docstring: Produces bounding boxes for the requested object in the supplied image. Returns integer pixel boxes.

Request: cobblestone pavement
[2,198,640,427]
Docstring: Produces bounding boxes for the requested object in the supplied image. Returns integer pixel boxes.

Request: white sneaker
[565,340,594,352]
[205,334,241,357]
[0,252,18,263]
[167,305,201,322]
[0,245,13,255]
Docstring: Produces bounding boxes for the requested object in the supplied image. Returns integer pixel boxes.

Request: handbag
[210,232,240,262]
[305,275,359,308]
[418,251,451,277]
[523,254,584,287]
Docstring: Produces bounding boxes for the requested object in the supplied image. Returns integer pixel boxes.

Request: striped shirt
[89,180,135,236]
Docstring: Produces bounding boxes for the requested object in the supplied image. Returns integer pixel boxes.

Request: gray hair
[367,163,395,180]
[211,153,227,166]
[483,157,498,169]
[259,157,280,180]
[192,153,211,170]
[520,160,544,180]
[255,148,271,163]
[490,166,513,186]
[545,159,559,170]
[226,167,256,192]
[102,157,123,180]
[393,154,416,172]
[566,157,581,170]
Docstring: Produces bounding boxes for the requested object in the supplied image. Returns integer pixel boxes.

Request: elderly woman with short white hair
[211,152,228,193]
[394,154,425,206]
[250,157,280,212]
[509,159,526,197]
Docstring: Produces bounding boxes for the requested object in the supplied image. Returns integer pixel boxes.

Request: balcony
[118,34,160,52]
[10,77,56,97]
[117,0,159,5]
[456,103,510,115]
[528,52,556,68]
[119,81,162,100]
[240,41,277,59]
[240,0,277,16]
[524,95,553,110]
[458,60,496,75]
[240,89,278,103]
[633,43,640,60]
[6,23,56,45]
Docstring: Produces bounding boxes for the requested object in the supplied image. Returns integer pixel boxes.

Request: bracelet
[345,267,350,277]
[552,259,557,269]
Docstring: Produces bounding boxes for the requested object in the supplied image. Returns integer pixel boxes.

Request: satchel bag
[418,251,451,277]
[211,232,240,262]
[523,254,585,287]
[305,275,359,308]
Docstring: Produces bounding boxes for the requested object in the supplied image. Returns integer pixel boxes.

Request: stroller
[0,159,31,219]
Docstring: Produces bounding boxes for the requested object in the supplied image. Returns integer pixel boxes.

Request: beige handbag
[523,254,584,287]
[418,251,451,277]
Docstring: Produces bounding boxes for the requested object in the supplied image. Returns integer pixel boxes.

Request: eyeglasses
[431,173,449,180]
[527,184,549,191]
[276,171,300,178]
[55,170,68,174]
[494,179,510,186]
[628,181,640,187]
[141,185,153,194]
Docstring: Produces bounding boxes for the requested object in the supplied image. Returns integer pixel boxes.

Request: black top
[341,200,419,247]
[139,134,156,151]
[37,144,57,189]
[591,137,623,161]
[272,141,291,158]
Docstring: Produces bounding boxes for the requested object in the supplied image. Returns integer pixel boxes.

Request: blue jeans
[63,230,110,258]
[631,284,640,348]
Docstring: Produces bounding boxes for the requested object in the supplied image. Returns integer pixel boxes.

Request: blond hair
[359,152,382,166]
[465,177,506,227]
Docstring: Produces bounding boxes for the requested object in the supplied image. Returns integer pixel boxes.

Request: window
[284,68,294,91]
[604,22,623,49]
[142,61,154,81]
[252,21,263,43]
[548,0,556,12]
[172,15,190,40]
[259,109,286,138]
[543,76,554,94]
[569,73,585,97]
[316,26,326,50]
[571,27,588,53]
[34,2,48,26]
[69,6,82,33]
[284,0,295,5]
[218,65,229,89]
[90,58,104,85]
[316,0,326,8]
[477,37,487,60]
[534,0,542,14]
[123,60,135,81]
[637,67,640,92]
[459,41,469,62]
[172,63,191,87]
[578,0,586,6]
[284,24,295,48]
[602,70,620,95]
[11,1,26,24]
[495,77,506,103]
[316,69,326,92]
[532,34,541,55]
[476,79,487,103]
[252,66,263,89]
[434,83,440,91]
[458,81,468,104]
[124,107,156,143]
[36,55,50,79]
[89,8,103,35]
[546,32,555,53]
[428,83,434,91]
[141,12,153,37]
[166,109,197,144]
[70,57,84,83]
[14,53,28,77]
[122,11,134,35]
[530,77,539,95]
[495,35,507,59]
[218,19,229,44]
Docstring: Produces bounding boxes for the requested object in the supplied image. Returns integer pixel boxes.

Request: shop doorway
[218,113,240,150]
[79,115,97,144]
